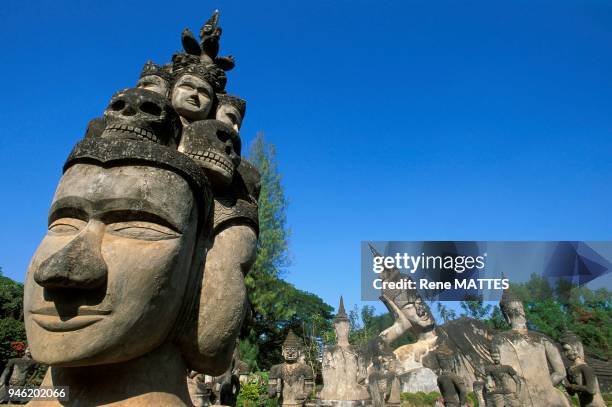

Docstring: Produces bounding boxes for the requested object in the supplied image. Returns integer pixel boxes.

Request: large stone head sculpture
[23,137,243,375]
[101,88,181,147]
[178,120,241,189]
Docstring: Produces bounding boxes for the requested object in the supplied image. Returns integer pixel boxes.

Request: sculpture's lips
[30,307,111,332]
[186,98,200,107]
[30,306,112,316]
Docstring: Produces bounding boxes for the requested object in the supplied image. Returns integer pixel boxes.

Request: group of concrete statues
[22,10,259,406]
[274,246,605,407]
[361,246,607,407]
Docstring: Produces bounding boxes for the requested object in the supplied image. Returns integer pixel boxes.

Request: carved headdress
[335,296,349,323]
[283,330,302,349]
[171,54,227,93]
[139,60,172,82]
[180,10,235,71]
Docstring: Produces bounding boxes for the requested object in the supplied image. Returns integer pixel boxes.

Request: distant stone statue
[434,344,467,407]
[368,245,493,393]
[483,345,522,407]
[207,343,249,406]
[23,10,258,406]
[319,296,370,406]
[490,288,570,407]
[0,348,38,403]
[365,338,402,407]
[560,331,606,407]
[188,371,213,407]
[269,330,315,406]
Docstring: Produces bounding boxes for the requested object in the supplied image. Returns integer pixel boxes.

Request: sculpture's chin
[25,315,162,367]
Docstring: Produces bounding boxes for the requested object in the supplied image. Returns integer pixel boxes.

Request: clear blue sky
[2,0,612,316]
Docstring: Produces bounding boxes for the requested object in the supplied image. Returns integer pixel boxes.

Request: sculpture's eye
[48,218,86,235]
[106,221,180,241]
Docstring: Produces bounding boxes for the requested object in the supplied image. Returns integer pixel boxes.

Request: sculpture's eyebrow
[96,198,182,232]
[49,196,92,225]
[49,197,183,232]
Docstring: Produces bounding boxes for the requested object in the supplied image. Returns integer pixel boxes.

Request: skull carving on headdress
[101,88,181,148]
[178,120,241,188]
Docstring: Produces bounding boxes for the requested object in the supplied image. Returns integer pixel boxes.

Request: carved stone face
[282,346,299,363]
[172,74,214,123]
[403,298,435,330]
[437,356,453,372]
[502,301,526,329]
[216,104,242,131]
[178,120,241,188]
[335,320,350,346]
[491,350,500,364]
[102,88,180,147]
[136,75,170,97]
[24,164,199,366]
[562,344,579,361]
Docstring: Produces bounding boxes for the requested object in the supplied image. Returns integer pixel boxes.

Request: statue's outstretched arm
[378,293,412,345]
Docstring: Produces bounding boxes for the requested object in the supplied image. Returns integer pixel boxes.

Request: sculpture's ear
[176,224,256,375]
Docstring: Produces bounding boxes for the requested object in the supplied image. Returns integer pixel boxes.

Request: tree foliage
[0,268,27,369]
[509,274,611,359]
[242,133,334,370]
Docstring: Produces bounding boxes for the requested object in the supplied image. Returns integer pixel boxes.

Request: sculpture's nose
[34,222,107,290]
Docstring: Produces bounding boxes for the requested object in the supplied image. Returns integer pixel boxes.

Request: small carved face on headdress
[178,120,241,188]
[137,75,170,97]
[102,88,180,147]
[137,61,171,97]
[216,95,246,131]
[172,74,215,123]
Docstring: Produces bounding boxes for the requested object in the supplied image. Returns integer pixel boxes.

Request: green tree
[436,303,457,323]
[0,268,27,369]
[501,274,610,359]
[242,133,334,369]
[459,298,492,320]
